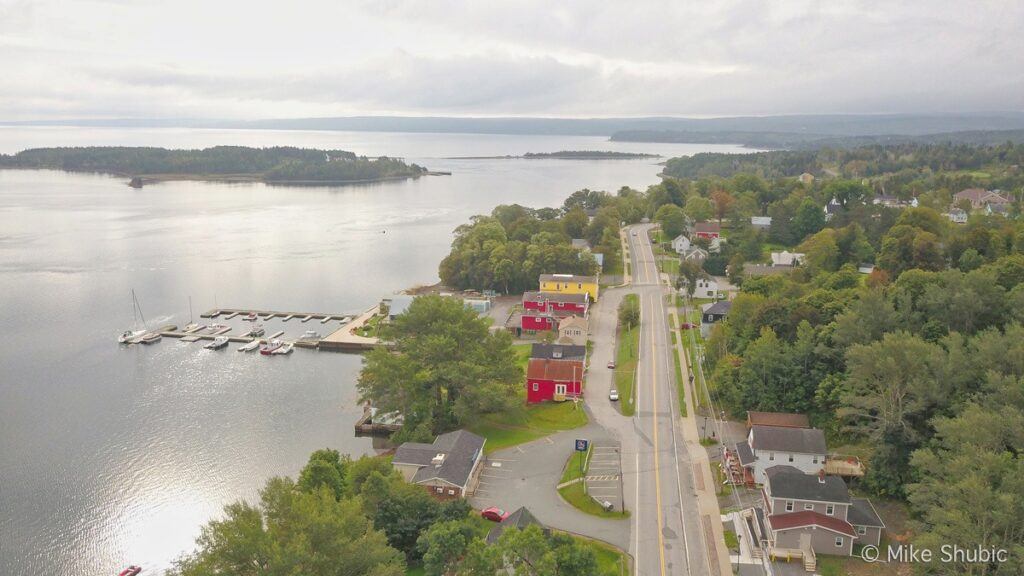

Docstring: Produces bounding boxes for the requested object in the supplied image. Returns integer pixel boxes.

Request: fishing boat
[237,339,261,352]
[260,339,284,355]
[118,289,148,344]
[140,332,161,344]
[248,325,266,337]
[118,566,142,576]
[243,312,258,321]
[272,342,294,355]
[205,336,229,350]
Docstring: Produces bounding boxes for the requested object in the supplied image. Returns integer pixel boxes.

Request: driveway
[469,420,631,551]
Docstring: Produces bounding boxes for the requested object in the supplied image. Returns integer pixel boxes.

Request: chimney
[817,470,826,484]
[432,453,446,467]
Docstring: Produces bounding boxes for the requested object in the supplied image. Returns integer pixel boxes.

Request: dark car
[481,507,509,522]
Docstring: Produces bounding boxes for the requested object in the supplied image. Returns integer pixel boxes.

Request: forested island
[0,146,431,187]
[612,127,1024,149]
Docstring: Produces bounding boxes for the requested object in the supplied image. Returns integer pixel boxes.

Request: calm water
[0,126,751,575]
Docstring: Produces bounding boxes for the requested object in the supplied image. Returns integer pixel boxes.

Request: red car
[481,507,509,522]
[119,567,142,576]
[680,323,695,330]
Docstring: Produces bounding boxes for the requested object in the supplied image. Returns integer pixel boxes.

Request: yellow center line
[641,229,668,576]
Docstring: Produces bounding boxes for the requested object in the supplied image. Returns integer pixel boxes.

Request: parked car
[607,360,616,369]
[481,507,509,522]
[680,322,695,329]
[609,389,619,401]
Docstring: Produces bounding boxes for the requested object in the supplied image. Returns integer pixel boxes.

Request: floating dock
[200,308,357,322]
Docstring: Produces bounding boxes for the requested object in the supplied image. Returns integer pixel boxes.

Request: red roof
[747,411,810,429]
[694,222,721,234]
[767,511,856,537]
[527,358,583,382]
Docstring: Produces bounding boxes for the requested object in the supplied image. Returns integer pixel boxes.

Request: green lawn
[512,342,532,371]
[672,346,687,417]
[356,313,384,337]
[614,296,641,417]
[470,400,588,453]
[658,256,679,276]
[583,537,632,576]
[723,529,739,550]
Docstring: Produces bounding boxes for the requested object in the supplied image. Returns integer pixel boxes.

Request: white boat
[118,289,148,343]
[183,323,200,332]
[302,330,321,339]
[248,325,266,337]
[272,343,294,355]
[243,312,258,321]
[205,336,229,350]
[238,340,261,352]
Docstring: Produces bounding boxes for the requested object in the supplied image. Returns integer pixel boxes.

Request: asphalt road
[626,223,711,576]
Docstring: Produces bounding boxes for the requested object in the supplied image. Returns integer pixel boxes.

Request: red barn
[693,222,721,239]
[526,358,584,403]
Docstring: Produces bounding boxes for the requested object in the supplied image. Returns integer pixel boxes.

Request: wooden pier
[201,308,357,322]
[354,404,401,437]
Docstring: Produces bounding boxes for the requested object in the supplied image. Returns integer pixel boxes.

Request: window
[835,537,844,548]
[803,503,814,511]
[436,487,443,493]
[785,501,794,512]
[532,383,539,391]
[826,504,834,516]
[812,456,819,464]
[769,452,775,461]
[857,526,867,536]
[577,283,582,289]
[788,454,794,462]
[448,489,455,495]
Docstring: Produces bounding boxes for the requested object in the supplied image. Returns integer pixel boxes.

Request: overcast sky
[2,0,1022,120]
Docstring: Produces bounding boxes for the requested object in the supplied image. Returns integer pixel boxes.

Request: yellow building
[539,273,599,302]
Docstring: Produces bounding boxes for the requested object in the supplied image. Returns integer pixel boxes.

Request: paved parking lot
[468,424,631,551]
[584,441,623,512]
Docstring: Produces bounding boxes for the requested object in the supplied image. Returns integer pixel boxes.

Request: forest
[0,145,428,184]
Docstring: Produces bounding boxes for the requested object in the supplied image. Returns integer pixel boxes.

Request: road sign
[575,439,589,452]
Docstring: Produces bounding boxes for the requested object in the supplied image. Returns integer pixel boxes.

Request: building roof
[747,411,810,429]
[527,358,584,382]
[771,251,803,267]
[847,498,885,528]
[751,216,772,226]
[522,291,589,304]
[743,264,792,277]
[734,441,755,466]
[766,466,849,504]
[956,188,1011,204]
[539,273,597,284]
[571,239,591,250]
[767,511,856,538]
[559,315,588,330]
[487,507,548,544]
[694,222,721,234]
[702,300,732,317]
[393,429,486,489]
[531,343,586,361]
[751,425,826,454]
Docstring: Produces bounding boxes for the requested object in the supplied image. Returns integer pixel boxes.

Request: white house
[681,246,708,263]
[771,251,804,267]
[751,216,772,230]
[741,425,828,484]
[946,209,968,224]
[671,234,692,254]
[694,277,720,299]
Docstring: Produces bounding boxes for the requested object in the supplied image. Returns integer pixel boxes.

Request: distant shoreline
[0,167,450,187]
[445,150,661,160]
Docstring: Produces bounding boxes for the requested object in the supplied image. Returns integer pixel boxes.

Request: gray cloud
[0,0,1021,119]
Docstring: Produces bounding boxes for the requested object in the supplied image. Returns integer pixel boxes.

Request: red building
[526,358,584,403]
[693,222,721,239]
[521,312,556,332]
[522,291,589,316]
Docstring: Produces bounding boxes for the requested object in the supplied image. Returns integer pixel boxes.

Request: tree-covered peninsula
[0,145,430,186]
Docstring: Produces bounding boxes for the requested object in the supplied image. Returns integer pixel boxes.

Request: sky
[1,0,1023,120]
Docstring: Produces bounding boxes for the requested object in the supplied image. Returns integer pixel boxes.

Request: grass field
[615,295,641,417]
[584,537,632,576]
[672,346,687,417]
[470,400,588,453]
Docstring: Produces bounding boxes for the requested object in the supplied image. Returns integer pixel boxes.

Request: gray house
[486,506,549,544]
[700,300,731,337]
[753,465,884,564]
[392,430,486,500]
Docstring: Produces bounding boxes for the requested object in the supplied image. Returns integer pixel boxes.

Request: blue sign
[575,439,589,452]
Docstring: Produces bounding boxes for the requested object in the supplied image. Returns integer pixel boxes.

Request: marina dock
[201,308,356,322]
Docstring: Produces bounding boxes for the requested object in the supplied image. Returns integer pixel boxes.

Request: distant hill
[612,127,1024,149]
[7,112,1024,139]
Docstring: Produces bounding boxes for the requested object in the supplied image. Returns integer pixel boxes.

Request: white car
[609,389,620,401]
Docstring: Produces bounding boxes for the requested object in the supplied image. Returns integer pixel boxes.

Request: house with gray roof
[392,429,486,500]
[749,465,884,563]
[486,506,549,544]
[700,300,731,337]
[745,425,827,484]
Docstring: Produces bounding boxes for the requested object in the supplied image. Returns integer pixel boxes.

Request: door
[555,384,567,395]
